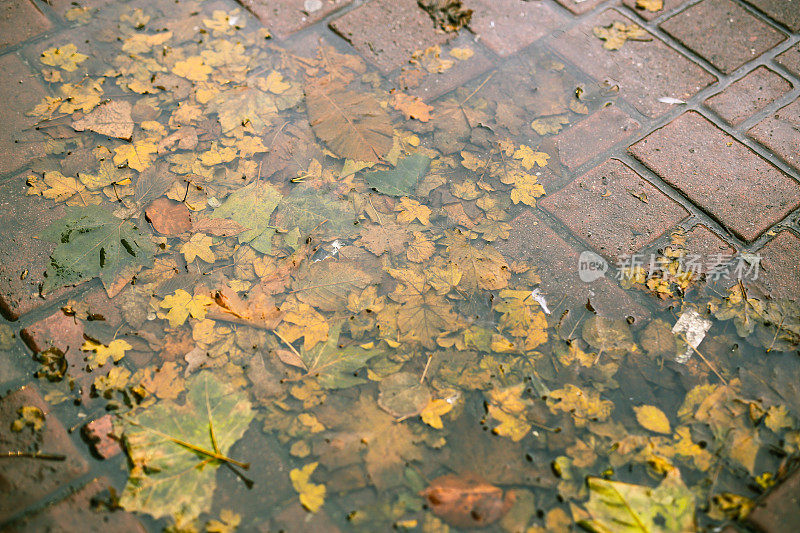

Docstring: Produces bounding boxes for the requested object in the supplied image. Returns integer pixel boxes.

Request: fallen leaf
[420,474,515,528]
[390,92,434,122]
[146,198,191,235]
[362,153,431,197]
[636,0,663,11]
[290,462,326,513]
[634,405,672,435]
[593,21,653,51]
[72,100,134,140]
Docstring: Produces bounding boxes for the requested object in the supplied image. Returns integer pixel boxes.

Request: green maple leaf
[117,372,254,522]
[300,322,383,388]
[362,154,431,197]
[212,182,282,253]
[40,205,153,293]
[273,184,358,241]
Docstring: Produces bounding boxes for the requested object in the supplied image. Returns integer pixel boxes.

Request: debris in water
[672,308,712,364]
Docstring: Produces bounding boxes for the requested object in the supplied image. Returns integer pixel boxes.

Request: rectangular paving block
[239,0,352,40]
[629,111,800,242]
[622,0,690,20]
[682,224,735,267]
[741,0,800,32]
[464,0,568,57]
[752,230,800,300]
[495,209,650,322]
[0,53,49,177]
[0,386,89,522]
[550,10,716,118]
[330,0,449,73]
[747,464,800,531]
[555,0,605,15]
[5,477,147,532]
[659,0,786,74]
[0,0,53,50]
[776,43,800,78]
[0,175,76,321]
[540,159,689,261]
[748,97,800,173]
[554,105,641,169]
[704,66,793,126]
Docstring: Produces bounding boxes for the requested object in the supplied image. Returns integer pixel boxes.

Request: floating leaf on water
[582,315,637,356]
[377,371,432,418]
[634,405,671,434]
[71,100,134,140]
[362,154,431,197]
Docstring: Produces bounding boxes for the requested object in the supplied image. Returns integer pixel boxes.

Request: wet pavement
[0,0,799,531]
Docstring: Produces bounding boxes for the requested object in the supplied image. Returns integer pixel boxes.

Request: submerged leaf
[362,154,431,197]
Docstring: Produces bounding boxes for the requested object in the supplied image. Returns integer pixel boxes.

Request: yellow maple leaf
[593,21,652,51]
[203,9,243,36]
[634,405,672,434]
[172,56,211,82]
[81,338,132,368]
[637,0,663,11]
[260,70,291,94]
[158,289,214,327]
[420,398,454,429]
[486,384,531,441]
[278,299,330,350]
[390,93,434,122]
[530,115,570,135]
[41,43,88,71]
[396,197,431,225]
[407,231,435,262]
[58,79,104,114]
[27,171,101,206]
[113,141,157,171]
[449,47,475,60]
[513,145,550,170]
[547,384,613,427]
[181,233,216,263]
[290,462,326,513]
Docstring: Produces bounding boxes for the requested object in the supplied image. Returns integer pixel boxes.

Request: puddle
[1,1,799,531]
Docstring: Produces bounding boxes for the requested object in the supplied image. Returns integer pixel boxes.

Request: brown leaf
[420,473,515,528]
[145,198,191,235]
[191,216,249,237]
[72,100,134,140]
[305,81,393,162]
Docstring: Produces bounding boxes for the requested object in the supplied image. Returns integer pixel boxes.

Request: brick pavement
[0,0,799,529]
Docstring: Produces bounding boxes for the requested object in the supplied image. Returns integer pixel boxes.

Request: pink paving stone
[659,0,786,75]
[0,175,77,321]
[747,97,800,173]
[704,66,793,126]
[754,230,800,300]
[6,477,147,532]
[82,415,121,459]
[463,0,568,57]
[555,0,605,15]
[495,209,650,322]
[329,0,449,73]
[622,0,690,21]
[554,105,641,169]
[550,9,716,118]
[0,54,49,177]
[776,43,800,78]
[540,159,689,261]
[239,0,352,40]
[0,0,53,50]
[746,466,800,532]
[681,224,736,268]
[741,0,800,32]
[0,386,89,522]
[629,111,800,242]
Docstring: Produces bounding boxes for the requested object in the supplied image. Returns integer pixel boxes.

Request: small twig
[679,334,728,385]
[420,353,434,384]
[459,71,495,107]
[0,451,66,461]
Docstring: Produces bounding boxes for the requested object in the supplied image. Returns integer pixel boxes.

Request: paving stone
[6,477,147,532]
[540,159,689,261]
[464,0,568,57]
[82,415,121,460]
[405,35,494,101]
[0,54,49,177]
[622,0,690,21]
[0,385,89,522]
[551,10,716,118]
[0,175,77,321]
[659,0,786,75]
[753,230,800,300]
[748,97,800,173]
[629,111,800,242]
[496,210,650,322]
[776,43,800,78]
[747,465,800,531]
[555,0,605,15]
[0,0,53,50]
[240,0,352,40]
[741,0,800,32]
[330,0,449,73]
[682,224,736,268]
[704,66,793,126]
[48,0,114,19]
[553,105,641,169]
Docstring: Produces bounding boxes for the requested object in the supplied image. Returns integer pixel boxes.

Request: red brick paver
[497,210,650,321]
[746,465,800,531]
[0,386,89,522]
[555,0,605,15]
[741,0,800,32]
[629,111,800,242]
[550,10,716,118]
[5,477,147,532]
[464,0,568,57]
[330,0,448,73]
[755,230,800,300]
[240,0,352,40]
[682,224,736,268]
[0,1,53,50]
[748,97,800,173]
[622,0,690,20]
[704,66,793,126]
[554,105,641,169]
[776,43,800,78]
[540,159,689,261]
[659,0,786,74]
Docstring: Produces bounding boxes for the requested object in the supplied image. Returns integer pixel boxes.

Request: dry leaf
[420,474,515,528]
[146,198,191,236]
[72,100,134,140]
